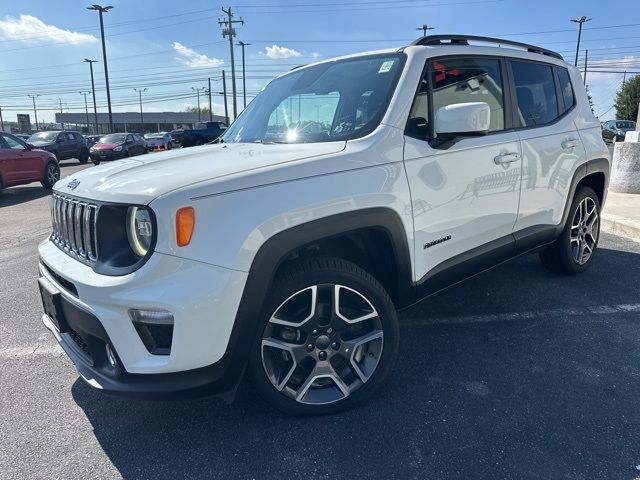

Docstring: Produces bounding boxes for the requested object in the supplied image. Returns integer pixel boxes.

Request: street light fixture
[83,59,99,134]
[571,16,592,67]
[87,4,114,132]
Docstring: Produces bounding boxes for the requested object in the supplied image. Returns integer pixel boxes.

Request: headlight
[114,145,123,152]
[126,206,153,257]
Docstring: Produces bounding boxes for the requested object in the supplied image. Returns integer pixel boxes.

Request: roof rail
[411,35,564,60]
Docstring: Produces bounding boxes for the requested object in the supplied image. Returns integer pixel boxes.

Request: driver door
[404,56,522,283]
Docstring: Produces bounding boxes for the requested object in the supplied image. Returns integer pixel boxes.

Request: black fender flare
[217,207,414,381]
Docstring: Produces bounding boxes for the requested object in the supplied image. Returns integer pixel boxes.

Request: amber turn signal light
[176,207,195,247]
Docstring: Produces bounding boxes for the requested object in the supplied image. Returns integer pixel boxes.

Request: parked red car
[0,132,60,191]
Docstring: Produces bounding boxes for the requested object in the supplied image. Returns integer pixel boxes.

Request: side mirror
[434,102,490,136]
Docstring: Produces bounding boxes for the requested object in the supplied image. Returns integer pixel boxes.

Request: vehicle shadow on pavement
[71,240,640,479]
[0,187,50,208]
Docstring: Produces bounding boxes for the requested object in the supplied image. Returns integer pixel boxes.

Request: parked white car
[144,132,172,151]
[38,35,609,415]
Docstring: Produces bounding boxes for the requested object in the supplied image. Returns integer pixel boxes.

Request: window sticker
[378,60,395,73]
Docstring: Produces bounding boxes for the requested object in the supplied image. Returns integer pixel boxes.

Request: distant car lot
[2,167,640,478]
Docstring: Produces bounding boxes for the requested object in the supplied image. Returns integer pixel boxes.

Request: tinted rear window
[512,61,559,127]
[557,68,574,112]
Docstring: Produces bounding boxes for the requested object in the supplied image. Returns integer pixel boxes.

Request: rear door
[0,133,42,183]
[404,56,522,282]
[510,60,585,234]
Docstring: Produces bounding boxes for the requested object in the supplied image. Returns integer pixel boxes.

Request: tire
[41,162,60,190]
[78,149,89,164]
[247,255,400,415]
[539,186,601,274]
[93,159,101,166]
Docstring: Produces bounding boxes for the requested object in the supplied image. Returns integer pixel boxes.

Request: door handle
[561,139,577,150]
[493,152,521,165]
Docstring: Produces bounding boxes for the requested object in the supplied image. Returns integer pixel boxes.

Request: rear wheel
[539,186,601,274]
[248,256,399,415]
[41,162,60,189]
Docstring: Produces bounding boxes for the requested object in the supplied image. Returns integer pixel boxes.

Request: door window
[57,133,66,142]
[556,68,575,112]
[1,134,26,150]
[511,61,559,127]
[66,133,75,141]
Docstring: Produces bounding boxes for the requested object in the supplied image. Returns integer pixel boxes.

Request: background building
[55,111,227,134]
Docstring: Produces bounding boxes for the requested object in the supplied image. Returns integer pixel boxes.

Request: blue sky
[0,0,638,125]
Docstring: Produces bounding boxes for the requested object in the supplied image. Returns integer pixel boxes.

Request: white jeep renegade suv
[38,35,609,415]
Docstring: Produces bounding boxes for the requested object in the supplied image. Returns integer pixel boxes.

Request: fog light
[129,309,174,355]
[106,344,118,367]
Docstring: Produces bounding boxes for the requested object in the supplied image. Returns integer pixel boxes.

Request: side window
[511,61,559,127]
[431,57,505,134]
[556,68,575,112]
[2,134,26,150]
[57,133,66,142]
[126,134,134,143]
[66,133,75,141]
[406,67,430,139]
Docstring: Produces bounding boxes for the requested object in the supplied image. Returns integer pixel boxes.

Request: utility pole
[583,49,588,85]
[237,41,251,109]
[0,105,4,132]
[134,87,147,128]
[79,92,90,133]
[84,59,99,134]
[208,77,213,121]
[219,7,243,120]
[192,87,206,122]
[623,70,627,87]
[416,24,434,36]
[222,69,229,125]
[28,94,40,131]
[571,16,591,67]
[59,98,65,130]
[88,4,114,132]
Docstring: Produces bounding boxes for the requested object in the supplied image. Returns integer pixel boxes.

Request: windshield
[222,53,405,144]
[616,121,635,129]
[99,134,126,144]
[28,131,58,142]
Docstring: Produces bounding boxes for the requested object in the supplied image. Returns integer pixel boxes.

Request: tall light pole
[79,92,90,133]
[28,94,40,131]
[219,7,243,120]
[58,98,65,130]
[84,58,99,134]
[207,77,214,121]
[0,105,4,132]
[222,70,229,125]
[88,4,114,132]
[191,87,206,122]
[237,41,251,109]
[416,24,435,36]
[134,87,147,128]
[571,16,591,67]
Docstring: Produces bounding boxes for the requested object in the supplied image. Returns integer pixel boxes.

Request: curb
[601,213,640,243]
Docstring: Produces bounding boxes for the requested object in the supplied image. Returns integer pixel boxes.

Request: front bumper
[38,239,249,398]
[90,150,125,161]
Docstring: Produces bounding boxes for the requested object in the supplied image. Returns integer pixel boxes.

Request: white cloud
[0,14,97,44]
[263,44,302,59]
[173,42,224,68]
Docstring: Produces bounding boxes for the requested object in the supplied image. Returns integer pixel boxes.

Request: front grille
[50,194,98,263]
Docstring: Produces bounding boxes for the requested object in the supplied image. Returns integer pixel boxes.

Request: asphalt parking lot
[2,161,640,479]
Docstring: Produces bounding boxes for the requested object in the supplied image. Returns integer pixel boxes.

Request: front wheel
[78,149,89,164]
[248,256,399,415]
[41,162,60,189]
[539,186,601,274]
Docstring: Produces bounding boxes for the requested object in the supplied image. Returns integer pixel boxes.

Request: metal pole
[134,88,147,128]
[237,41,250,109]
[571,16,591,67]
[28,94,39,131]
[85,59,99,134]
[80,92,90,132]
[416,25,434,36]
[88,5,114,132]
[208,77,213,121]
[0,105,4,132]
[220,8,243,120]
[222,70,229,125]
[59,98,64,130]
[583,49,588,85]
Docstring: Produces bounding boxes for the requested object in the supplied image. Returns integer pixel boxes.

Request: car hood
[92,143,121,150]
[54,142,347,204]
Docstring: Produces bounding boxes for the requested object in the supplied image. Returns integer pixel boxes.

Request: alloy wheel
[261,284,384,405]
[47,164,59,185]
[570,196,599,265]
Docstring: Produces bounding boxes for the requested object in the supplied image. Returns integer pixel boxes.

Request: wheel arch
[559,157,609,231]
